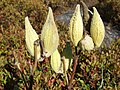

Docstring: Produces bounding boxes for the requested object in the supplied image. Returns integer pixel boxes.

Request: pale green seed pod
[81,34,94,51]
[51,49,71,74]
[69,4,83,46]
[50,49,61,73]
[90,7,105,47]
[25,17,41,60]
[41,7,59,57]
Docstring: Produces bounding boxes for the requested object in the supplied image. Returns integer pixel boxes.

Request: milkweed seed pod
[41,7,59,57]
[81,34,94,51]
[25,17,41,60]
[51,49,70,74]
[69,4,83,46]
[90,7,105,47]
[50,49,61,73]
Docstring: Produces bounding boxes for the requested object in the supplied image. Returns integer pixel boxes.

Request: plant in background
[24,1,105,89]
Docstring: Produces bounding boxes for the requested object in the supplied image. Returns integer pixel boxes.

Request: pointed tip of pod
[25,16,28,20]
[92,7,100,18]
[46,7,54,21]
[48,7,52,15]
[76,4,80,8]
[75,4,80,12]
[25,16,38,39]
[93,7,96,10]
[92,7,99,16]
[48,7,52,12]
[25,16,30,24]
[25,16,31,29]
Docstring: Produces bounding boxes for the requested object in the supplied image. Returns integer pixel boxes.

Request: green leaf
[62,42,72,59]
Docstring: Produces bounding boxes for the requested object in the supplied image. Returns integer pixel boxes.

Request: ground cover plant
[0,0,120,90]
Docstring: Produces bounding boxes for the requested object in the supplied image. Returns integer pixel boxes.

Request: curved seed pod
[50,49,61,73]
[51,49,71,74]
[81,34,94,51]
[41,7,59,57]
[69,4,83,46]
[90,7,105,47]
[25,17,41,60]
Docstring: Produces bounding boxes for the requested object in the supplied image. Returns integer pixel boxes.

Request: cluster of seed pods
[25,3,105,73]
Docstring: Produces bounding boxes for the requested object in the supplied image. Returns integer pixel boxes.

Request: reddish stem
[68,47,78,90]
